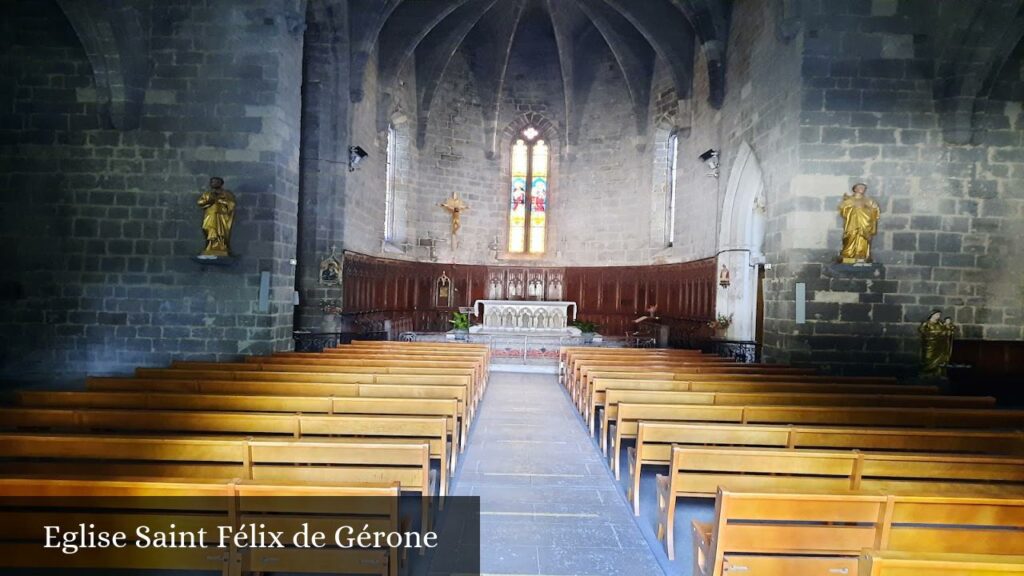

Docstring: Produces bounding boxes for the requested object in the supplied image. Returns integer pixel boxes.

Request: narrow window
[508,127,548,254]
[384,124,397,242]
[666,133,679,247]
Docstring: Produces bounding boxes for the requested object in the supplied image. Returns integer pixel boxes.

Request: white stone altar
[470,300,580,335]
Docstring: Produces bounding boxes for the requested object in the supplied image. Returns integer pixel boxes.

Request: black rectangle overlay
[0,494,480,576]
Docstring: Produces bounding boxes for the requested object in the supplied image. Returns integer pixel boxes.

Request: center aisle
[451,372,665,576]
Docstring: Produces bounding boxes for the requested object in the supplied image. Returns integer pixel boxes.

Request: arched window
[508,127,548,254]
[384,124,397,242]
[666,132,679,247]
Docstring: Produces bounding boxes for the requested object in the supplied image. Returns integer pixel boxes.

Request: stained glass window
[508,128,548,254]
[509,139,528,253]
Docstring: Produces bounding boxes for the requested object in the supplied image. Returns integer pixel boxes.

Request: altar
[470,300,580,335]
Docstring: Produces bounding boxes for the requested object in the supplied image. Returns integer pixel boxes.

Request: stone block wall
[368,27,660,267]
[761,0,1024,374]
[0,0,304,384]
[410,50,503,264]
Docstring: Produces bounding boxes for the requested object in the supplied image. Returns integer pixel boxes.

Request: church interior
[1,0,1024,574]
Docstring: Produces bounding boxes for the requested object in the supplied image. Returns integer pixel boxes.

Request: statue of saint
[197,177,236,257]
[919,311,956,377]
[837,183,880,263]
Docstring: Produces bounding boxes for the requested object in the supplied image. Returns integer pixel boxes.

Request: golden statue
[837,183,880,263]
[919,311,956,377]
[440,191,469,237]
[197,176,236,257]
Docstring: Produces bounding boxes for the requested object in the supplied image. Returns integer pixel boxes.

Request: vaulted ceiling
[349,0,732,156]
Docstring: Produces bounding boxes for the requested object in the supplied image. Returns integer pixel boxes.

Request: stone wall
[761,0,1024,374]
[0,0,304,383]
[410,50,502,264]
[368,23,655,266]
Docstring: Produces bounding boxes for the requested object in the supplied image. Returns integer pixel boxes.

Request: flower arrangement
[707,313,733,330]
[319,298,343,315]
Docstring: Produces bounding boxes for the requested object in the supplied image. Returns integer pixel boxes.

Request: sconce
[348,146,368,172]
[718,263,731,288]
[699,149,720,179]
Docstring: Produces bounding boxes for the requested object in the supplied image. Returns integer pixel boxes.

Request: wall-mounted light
[718,263,731,288]
[699,149,720,179]
[349,146,368,172]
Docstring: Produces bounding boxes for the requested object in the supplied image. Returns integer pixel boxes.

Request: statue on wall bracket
[319,245,342,286]
[196,176,236,259]
[837,183,880,264]
[919,310,956,378]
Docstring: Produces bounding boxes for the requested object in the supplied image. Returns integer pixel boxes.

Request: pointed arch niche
[716,141,767,345]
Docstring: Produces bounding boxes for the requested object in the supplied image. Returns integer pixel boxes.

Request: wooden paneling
[341,252,716,340]
[949,340,1024,406]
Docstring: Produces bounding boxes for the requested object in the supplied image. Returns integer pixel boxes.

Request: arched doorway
[716,141,767,358]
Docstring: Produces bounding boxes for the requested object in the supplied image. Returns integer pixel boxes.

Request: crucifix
[439,191,469,247]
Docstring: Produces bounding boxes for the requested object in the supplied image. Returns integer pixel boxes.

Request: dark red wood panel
[340,252,715,335]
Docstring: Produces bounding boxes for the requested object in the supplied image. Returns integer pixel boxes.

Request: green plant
[572,319,600,334]
[449,311,471,331]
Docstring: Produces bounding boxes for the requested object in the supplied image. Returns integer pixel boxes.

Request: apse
[357,0,731,156]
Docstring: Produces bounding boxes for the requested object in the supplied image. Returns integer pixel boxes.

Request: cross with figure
[440,191,469,244]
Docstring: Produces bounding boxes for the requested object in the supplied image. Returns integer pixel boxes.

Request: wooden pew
[629,421,1024,513]
[572,366,892,412]
[659,447,1024,559]
[568,359,808,405]
[570,363,820,409]
[859,551,1024,576]
[690,490,1024,575]
[560,348,710,377]
[13,390,465,471]
[348,340,487,350]
[0,477,401,576]
[562,350,727,392]
[0,433,433,534]
[341,340,491,371]
[609,402,1024,479]
[159,362,484,412]
[249,355,485,384]
[578,368,903,411]
[561,348,714,382]
[585,377,940,429]
[87,376,470,418]
[90,374,471,418]
[132,368,479,420]
[599,388,996,448]
[0,407,451,497]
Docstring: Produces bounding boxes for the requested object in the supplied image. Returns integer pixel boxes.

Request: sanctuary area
[1,0,1023,575]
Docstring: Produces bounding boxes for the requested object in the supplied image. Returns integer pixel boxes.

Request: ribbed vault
[358,0,733,155]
